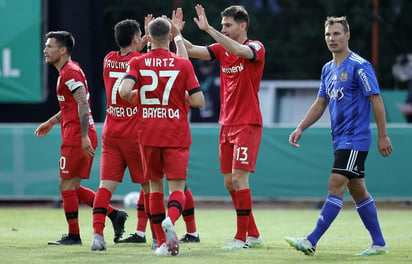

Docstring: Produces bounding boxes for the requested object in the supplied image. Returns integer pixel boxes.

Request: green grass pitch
[0,207,411,263]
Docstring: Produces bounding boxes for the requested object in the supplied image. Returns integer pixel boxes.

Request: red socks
[77,186,115,215]
[92,187,112,236]
[167,191,185,224]
[230,189,260,240]
[144,192,156,239]
[235,189,252,242]
[150,192,166,246]
[61,190,80,235]
[182,189,197,233]
[136,188,148,232]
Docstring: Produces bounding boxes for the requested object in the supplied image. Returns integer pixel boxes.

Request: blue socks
[356,196,386,246]
[307,194,343,246]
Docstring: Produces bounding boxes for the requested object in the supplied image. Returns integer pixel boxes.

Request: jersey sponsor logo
[222,63,244,74]
[144,57,175,67]
[339,72,348,82]
[142,107,180,119]
[104,59,129,70]
[107,105,137,117]
[357,68,372,92]
[248,42,261,51]
[326,87,344,100]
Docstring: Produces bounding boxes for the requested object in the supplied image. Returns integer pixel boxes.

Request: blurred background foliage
[103,0,412,89]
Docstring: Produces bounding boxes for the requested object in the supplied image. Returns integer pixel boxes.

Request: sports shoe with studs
[246,235,264,248]
[222,238,248,249]
[356,244,389,256]
[91,234,106,251]
[116,233,146,243]
[179,233,200,243]
[155,242,170,256]
[48,234,82,245]
[162,217,179,256]
[151,238,158,250]
[109,210,128,242]
[284,236,316,256]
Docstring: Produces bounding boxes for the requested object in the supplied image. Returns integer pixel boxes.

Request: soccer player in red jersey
[119,17,204,256]
[179,5,265,249]
[90,18,155,251]
[35,31,127,245]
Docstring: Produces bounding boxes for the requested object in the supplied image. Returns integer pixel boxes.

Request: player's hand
[289,128,302,148]
[378,135,392,157]
[144,14,153,35]
[185,91,189,104]
[34,121,53,137]
[193,4,210,31]
[172,8,185,32]
[167,17,181,38]
[81,136,95,157]
[128,90,139,105]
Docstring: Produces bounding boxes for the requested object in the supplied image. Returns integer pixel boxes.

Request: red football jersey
[57,61,97,147]
[102,51,140,138]
[208,40,265,126]
[125,49,200,147]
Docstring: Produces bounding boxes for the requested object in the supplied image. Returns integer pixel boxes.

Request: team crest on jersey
[339,72,348,82]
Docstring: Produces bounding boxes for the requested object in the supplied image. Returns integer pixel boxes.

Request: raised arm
[193,4,254,59]
[170,6,211,60]
[170,9,188,58]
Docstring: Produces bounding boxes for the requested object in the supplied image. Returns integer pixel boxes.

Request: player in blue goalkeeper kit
[285,16,392,256]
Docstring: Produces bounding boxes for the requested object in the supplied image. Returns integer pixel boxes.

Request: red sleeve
[183,59,200,92]
[125,57,139,80]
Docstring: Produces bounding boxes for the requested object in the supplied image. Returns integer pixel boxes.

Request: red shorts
[100,135,146,184]
[139,145,189,182]
[59,145,94,179]
[219,124,262,173]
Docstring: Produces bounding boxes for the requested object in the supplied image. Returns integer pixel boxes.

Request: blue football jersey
[318,52,381,151]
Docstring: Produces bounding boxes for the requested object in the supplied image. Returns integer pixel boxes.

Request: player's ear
[59,46,67,56]
[240,22,247,31]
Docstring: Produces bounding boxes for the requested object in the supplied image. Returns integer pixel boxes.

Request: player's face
[221,16,243,41]
[324,23,349,54]
[43,38,62,65]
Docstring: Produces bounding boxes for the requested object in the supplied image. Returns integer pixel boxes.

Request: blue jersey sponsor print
[318,52,380,151]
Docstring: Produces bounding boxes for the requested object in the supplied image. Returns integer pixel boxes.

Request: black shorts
[332,149,368,179]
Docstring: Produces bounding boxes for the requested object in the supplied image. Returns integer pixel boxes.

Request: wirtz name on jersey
[144,58,175,67]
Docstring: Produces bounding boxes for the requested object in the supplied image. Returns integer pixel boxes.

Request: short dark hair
[325,16,350,33]
[148,17,170,42]
[114,19,141,48]
[45,31,75,55]
[221,5,250,30]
